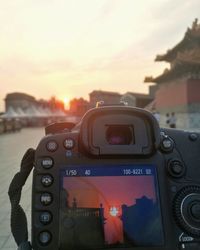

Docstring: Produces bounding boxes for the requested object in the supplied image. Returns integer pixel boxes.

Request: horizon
[0,0,200,112]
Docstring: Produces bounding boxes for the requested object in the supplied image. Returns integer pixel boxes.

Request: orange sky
[0,0,199,111]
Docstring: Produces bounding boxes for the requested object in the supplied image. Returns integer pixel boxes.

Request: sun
[63,97,70,109]
[109,206,119,217]
[63,97,69,104]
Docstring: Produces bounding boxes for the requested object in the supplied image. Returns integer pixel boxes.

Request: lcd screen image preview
[60,166,164,248]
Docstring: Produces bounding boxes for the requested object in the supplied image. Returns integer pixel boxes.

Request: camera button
[171,161,183,174]
[38,231,51,245]
[39,211,52,225]
[46,140,58,152]
[64,138,75,149]
[65,150,73,158]
[189,133,198,141]
[41,175,53,187]
[161,137,174,152]
[41,158,54,169]
[40,193,53,206]
[168,160,185,178]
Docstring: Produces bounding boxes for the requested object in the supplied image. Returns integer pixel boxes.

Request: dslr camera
[32,106,200,250]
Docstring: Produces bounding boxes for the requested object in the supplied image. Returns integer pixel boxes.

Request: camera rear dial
[174,186,200,237]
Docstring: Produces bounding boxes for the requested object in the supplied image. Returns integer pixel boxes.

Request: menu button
[41,158,53,169]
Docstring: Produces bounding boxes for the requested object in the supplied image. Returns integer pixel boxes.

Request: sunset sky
[0,0,199,111]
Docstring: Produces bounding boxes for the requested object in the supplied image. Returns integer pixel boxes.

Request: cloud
[148,0,200,51]
[96,0,122,20]
[153,0,199,20]
[0,57,74,76]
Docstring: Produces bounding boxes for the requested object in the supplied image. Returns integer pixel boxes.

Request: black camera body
[33,106,200,250]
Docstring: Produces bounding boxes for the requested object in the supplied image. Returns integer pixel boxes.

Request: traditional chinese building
[121,196,163,245]
[89,90,122,107]
[5,92,36,112]
[3,92,66,127]
[89,90,153,109]
[5,92,65,112]
[60,197,106,249]
[121,92,153,108]
[145,19,200,129]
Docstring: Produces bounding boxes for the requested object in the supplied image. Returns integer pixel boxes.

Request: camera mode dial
[174,186,200,237]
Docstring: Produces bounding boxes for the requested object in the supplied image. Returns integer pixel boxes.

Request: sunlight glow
[63,97,70,109]
[110,206,119,217]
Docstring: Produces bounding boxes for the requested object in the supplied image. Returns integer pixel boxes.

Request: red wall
[156,78,200,110]
[187,79,200,104]
[156,80,188,108]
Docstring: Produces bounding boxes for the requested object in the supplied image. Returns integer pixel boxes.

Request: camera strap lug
[8,148,35,250]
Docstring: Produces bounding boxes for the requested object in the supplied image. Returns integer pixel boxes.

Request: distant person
[169,112,177,128]
[166,113,170,127]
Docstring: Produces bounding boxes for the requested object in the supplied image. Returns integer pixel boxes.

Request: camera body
[33,106,200,250]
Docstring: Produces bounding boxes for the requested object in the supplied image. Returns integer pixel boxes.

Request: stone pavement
[0,128,44,250]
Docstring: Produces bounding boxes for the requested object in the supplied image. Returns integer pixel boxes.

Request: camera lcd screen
[60,165,164,249]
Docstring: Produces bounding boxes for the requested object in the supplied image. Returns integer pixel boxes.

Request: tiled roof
[155,19,200,62]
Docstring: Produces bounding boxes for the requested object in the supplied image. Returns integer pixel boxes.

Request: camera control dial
[174,186,200,237]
